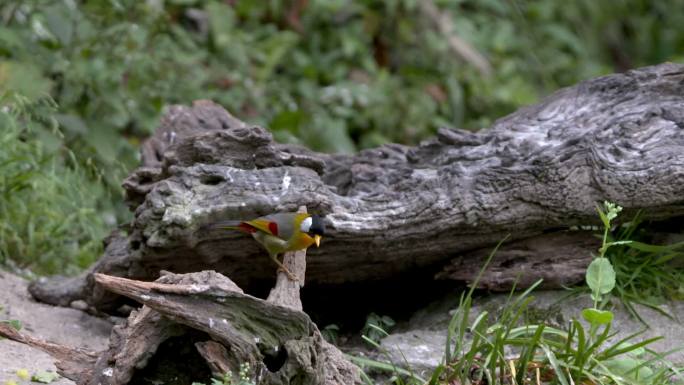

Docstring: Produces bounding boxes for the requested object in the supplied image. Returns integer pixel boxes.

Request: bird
[206,212,326,281]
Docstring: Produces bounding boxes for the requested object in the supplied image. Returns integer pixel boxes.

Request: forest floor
[3,269,684,384]
[0,271,112,385]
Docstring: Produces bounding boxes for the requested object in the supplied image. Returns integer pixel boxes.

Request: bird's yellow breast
[287,232,316,252]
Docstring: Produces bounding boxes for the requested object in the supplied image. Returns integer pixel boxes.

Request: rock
[378,330,447,378]
[69,300,89,311]
[377,290,684,374]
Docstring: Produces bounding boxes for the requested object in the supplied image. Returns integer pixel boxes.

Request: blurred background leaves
[1,0,683,274]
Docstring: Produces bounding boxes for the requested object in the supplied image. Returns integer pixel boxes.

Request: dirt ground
[0,271,112,385]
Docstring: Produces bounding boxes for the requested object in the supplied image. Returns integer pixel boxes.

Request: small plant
[191,363,255,385]
[353,323,426,385]
[0,305,23,334]
[600,211,684,322]
[321,323,340,344]
[362,313,396,344]
[581,201,620,338]
[31,371,60,383]
[353,204,684,384]
[2,368,59,385]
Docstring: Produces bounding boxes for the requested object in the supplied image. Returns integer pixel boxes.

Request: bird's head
[300,214,326,247]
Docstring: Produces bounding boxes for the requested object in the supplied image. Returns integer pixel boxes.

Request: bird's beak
[314,235,321,247]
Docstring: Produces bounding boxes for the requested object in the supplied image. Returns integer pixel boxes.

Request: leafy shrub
[0,95,112,275]
[4,0,684,158]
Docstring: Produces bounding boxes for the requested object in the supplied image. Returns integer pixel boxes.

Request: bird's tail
[201,220,244,232]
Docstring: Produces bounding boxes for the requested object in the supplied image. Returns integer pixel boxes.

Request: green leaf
[44,4,74,45]
[0,61,52,100]
[2,319,23,331]
[380,315,396,327]
[614,341,645,357]
[540,344,570,385]
[586,257,616,296]
[256,31,300,82]
[82,126,120,164]
[308,117,355,154]
[9,319,22,331]
[270,110,307,133]
[604,240,632,248]
[581,308,614,325]
[31,371,60,383]
[206,1,236,49]
[0,26,24,52]
[56,114,88,135]
[603,357,654,380]
[625,240,684,253]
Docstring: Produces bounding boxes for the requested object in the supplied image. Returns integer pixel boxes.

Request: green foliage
[321,323,340,344]
[354,221,684,384]
[579,202,684,324]
[2,0,684,274]
[4,0,684,156]
[362,313,396,344]
[3,319,22,331]
[581,308,613,326]
[602,214,684,322]
[584,201,621,313]
[31,371,60,384]
[2,369,60,385]
[0,96,111,274]
[191,363,255,385]
[0,305,23,333]
[586,257,616,304]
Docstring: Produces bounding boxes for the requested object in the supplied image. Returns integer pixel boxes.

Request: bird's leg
[270,253,299,281]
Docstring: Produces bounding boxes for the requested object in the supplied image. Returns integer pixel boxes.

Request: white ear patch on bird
[300,217,313,233]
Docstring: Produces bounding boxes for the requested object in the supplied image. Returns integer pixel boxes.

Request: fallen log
[30,63,684,310]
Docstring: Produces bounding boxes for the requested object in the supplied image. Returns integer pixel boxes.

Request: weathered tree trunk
[30,63,684,310]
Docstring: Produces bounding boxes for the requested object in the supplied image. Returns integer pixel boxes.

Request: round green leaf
[586,257,616,295]
[581,308,614,325]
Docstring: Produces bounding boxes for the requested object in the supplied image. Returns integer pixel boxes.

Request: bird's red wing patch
[238,223,258,233]
[268,221,279,236]
[244,218,279,236]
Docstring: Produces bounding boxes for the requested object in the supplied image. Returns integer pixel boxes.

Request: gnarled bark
[3,238,359,385]
[30,63,684,309]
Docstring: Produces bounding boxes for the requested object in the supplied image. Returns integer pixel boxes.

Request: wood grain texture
[4,270,359,385]
[195,341,233,377]
[437,231,599,290]
[92,271,359,385]
[30,63,684,308]
[266,206,308,310]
